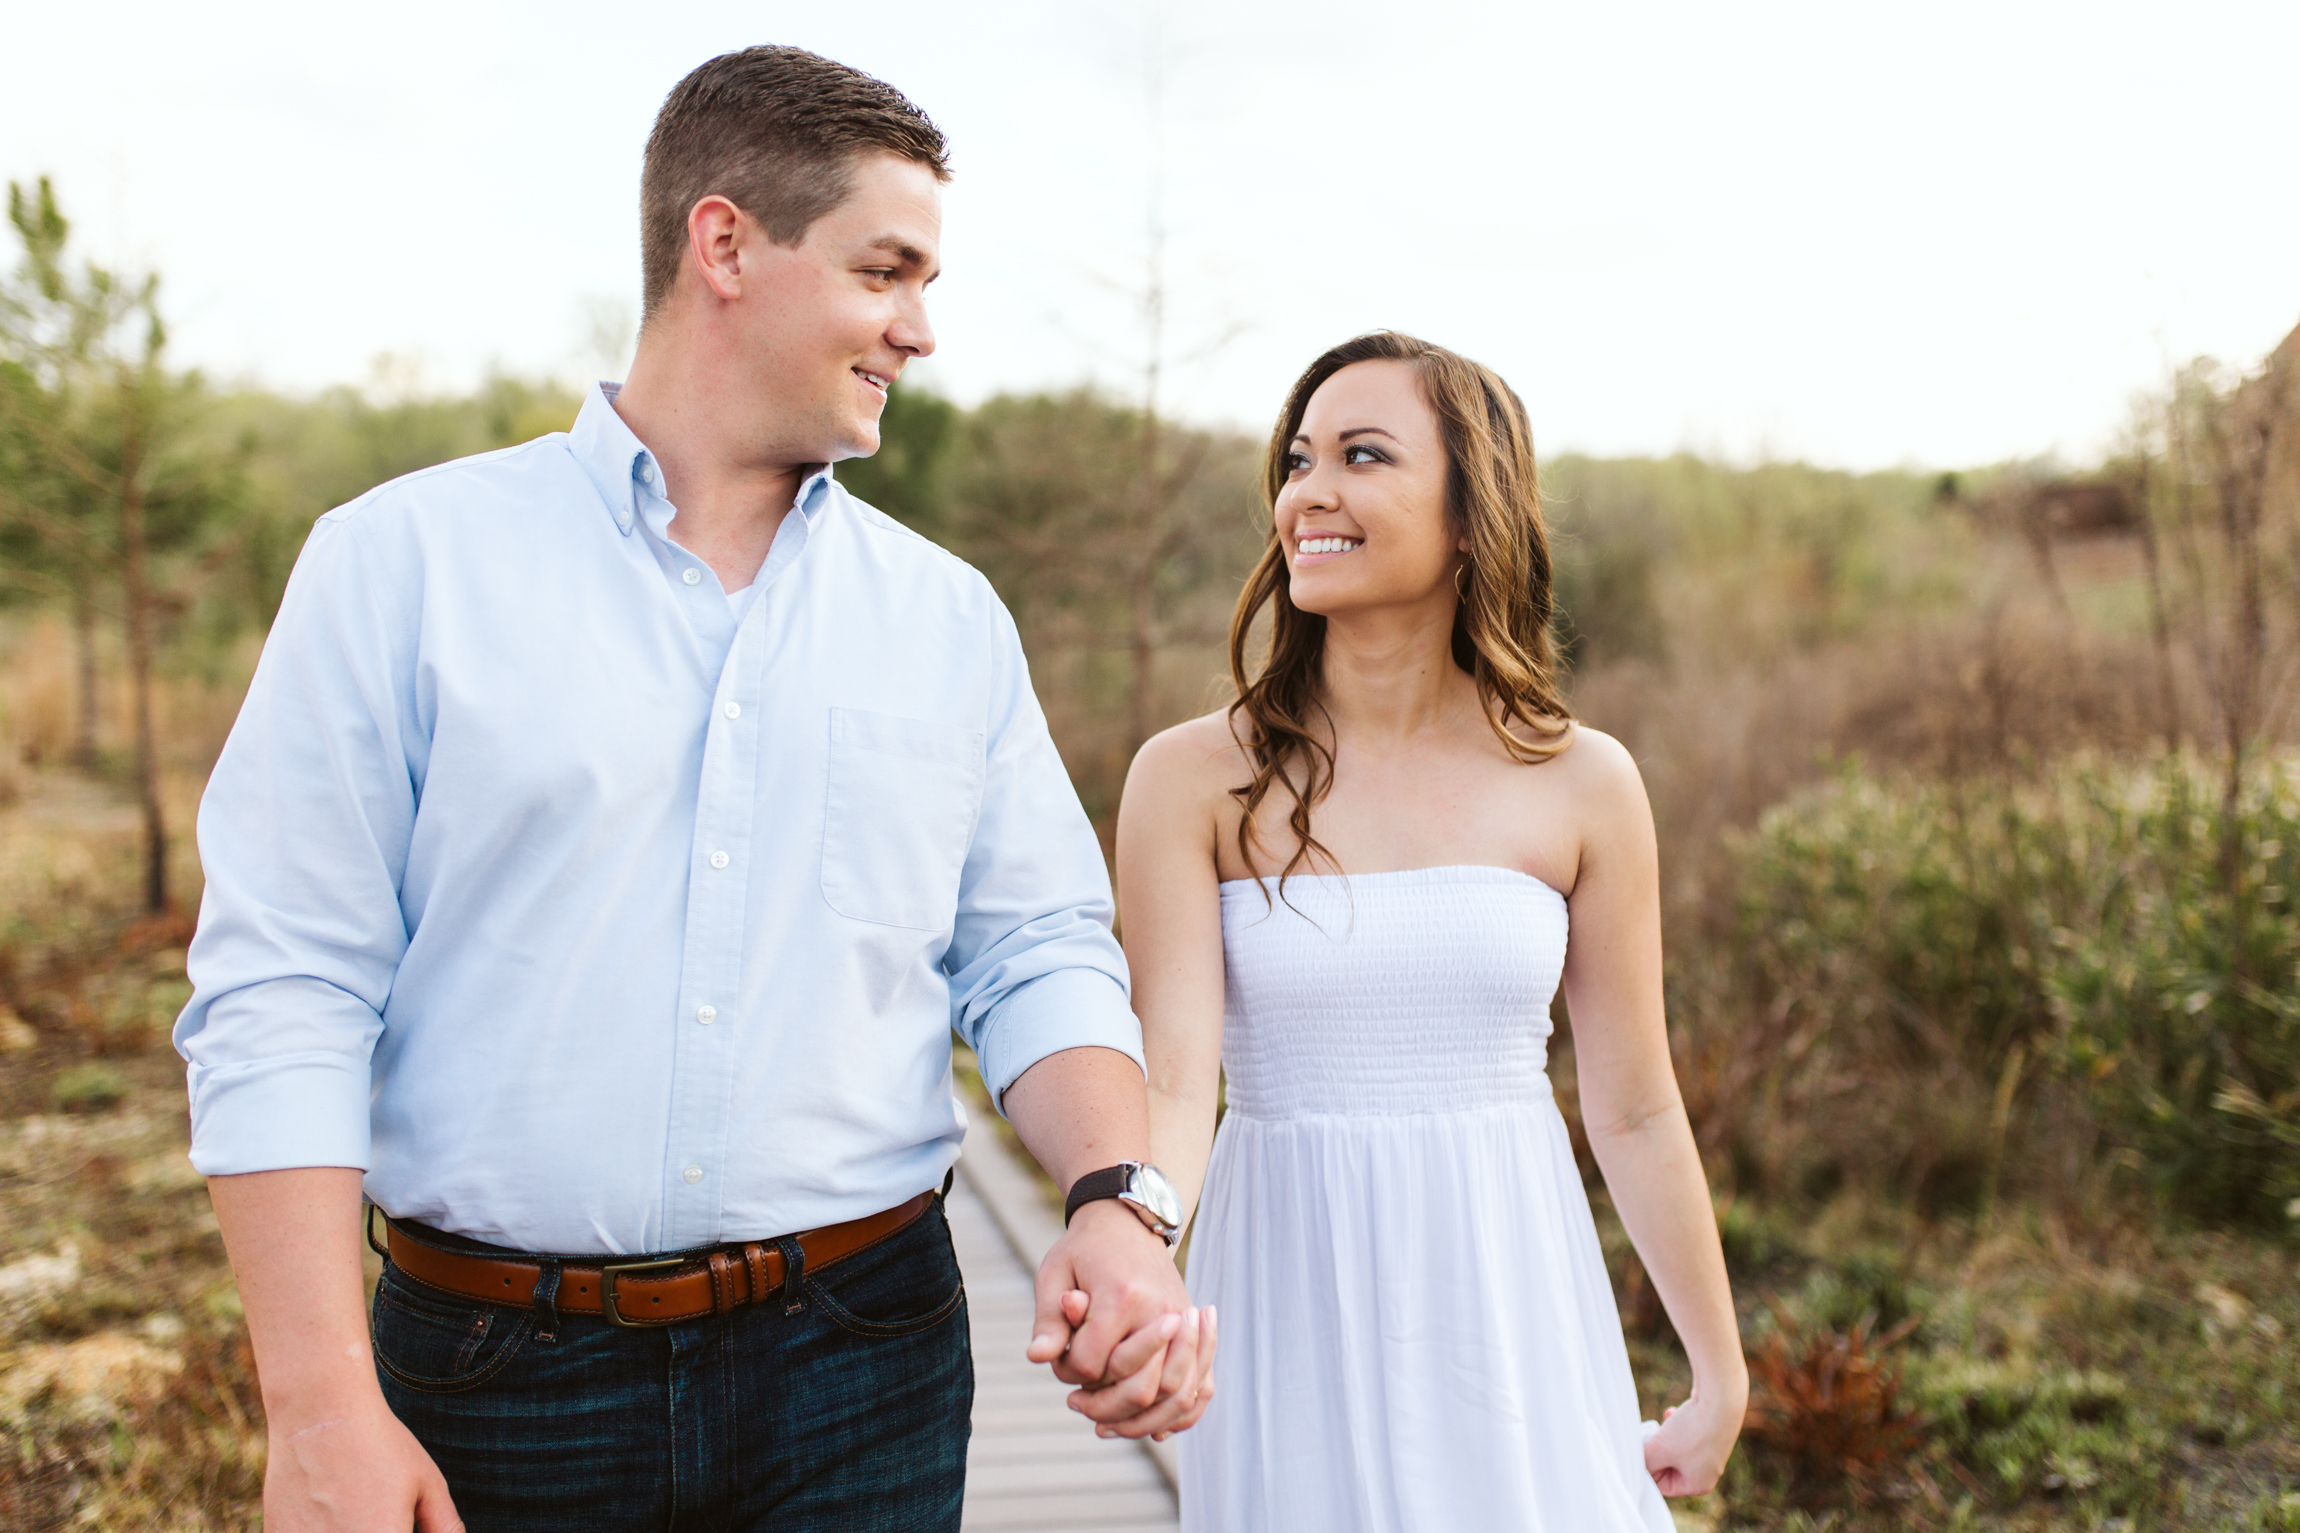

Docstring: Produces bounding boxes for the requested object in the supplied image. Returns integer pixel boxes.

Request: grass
[0,945,264,1530]
[1591,1183,2300,1529]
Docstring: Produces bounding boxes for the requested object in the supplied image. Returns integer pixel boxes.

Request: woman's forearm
[1588,1105,1747,1401]
[1147,1083,1221,1235]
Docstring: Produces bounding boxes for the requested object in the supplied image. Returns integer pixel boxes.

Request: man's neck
[612,338,813,592]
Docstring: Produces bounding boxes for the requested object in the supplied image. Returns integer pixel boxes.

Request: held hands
[1642,1381,1745,1498]
[1027,1199,1217,1441]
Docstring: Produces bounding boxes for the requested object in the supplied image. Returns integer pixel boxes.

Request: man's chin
[829,421,882,463]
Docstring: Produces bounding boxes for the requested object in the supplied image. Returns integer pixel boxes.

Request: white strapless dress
[1179,866,1672,1532]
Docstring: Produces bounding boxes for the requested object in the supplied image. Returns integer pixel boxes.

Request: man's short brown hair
[639,46,950,321]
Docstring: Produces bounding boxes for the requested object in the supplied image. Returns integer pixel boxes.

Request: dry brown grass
[1742,1304,1926,1494]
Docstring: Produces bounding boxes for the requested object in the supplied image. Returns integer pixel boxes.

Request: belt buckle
[600,1256,687,1328]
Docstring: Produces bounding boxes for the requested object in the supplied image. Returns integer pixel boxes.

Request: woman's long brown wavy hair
[1227,331,1572,895]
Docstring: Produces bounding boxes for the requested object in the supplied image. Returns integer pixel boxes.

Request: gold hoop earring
[1455,564,1471,597]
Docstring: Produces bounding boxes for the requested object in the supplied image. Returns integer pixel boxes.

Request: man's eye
[862,268,897,284]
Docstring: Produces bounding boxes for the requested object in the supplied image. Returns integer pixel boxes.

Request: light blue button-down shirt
[175,384,1140,1256]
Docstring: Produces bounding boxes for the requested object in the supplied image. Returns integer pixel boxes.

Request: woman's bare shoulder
[1543,722,1657,852]
[1131,708,1254,794]
[1549,721,1640,783]
[1119,709,1251,862]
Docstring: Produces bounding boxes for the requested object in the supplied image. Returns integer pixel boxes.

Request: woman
[1117,332,1744,1529]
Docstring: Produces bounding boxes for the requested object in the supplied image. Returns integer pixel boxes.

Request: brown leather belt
[375,1190,936,1328]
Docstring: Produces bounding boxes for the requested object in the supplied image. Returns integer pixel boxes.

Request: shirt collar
[569,381,838,537]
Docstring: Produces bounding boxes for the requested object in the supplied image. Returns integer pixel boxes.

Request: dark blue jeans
[372,1200,972,1531]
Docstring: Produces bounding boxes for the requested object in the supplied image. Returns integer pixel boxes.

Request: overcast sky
[6,0,2295,469]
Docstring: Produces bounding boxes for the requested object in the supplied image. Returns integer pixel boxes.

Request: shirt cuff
[977,968,1144,1116]
[185,1052,373,1176]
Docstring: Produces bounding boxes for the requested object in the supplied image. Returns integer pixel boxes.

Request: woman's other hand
[1642,1384,1743,1497]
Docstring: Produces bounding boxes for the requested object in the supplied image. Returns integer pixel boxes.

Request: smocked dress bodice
[1217,865,1564,1120]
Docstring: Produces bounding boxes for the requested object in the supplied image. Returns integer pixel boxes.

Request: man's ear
[685,195,748,304]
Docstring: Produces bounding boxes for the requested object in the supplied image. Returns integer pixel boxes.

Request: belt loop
[743,1243,770,1306]
[532,1257,562,1342]
[707,1250,736,1315]
[365,1201,392,1262]
[775,1235,807,1316]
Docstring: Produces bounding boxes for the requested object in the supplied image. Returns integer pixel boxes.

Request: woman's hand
[1642,1382,1744,1497]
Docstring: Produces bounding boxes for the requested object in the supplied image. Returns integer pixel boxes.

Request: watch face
[1130,1163,1183,1231]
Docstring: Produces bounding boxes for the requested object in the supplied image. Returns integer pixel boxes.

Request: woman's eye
[1344,444,1387,465]
[1283,451,1310,474]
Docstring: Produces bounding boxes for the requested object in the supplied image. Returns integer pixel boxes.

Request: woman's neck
[1315,600,1473,746]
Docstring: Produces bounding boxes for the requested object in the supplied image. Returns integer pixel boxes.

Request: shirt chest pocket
[820,708,987,931]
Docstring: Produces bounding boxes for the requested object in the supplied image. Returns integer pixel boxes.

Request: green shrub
[1726,754,2300,1229]
[1798,1249,1927,1335]
[1715,1198,1803,1275]
[2049,761,2300,1227]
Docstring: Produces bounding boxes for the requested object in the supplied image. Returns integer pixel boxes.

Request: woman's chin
[1286,572,1438,621]
[1285,577,1345,618]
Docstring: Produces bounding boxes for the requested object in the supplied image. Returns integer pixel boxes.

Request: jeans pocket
[819,709,984,931]
[373,1269,532,1394]
[807,1202,967,1339]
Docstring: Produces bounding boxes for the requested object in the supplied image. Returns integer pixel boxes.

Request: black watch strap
[1063,1164,1134,1226]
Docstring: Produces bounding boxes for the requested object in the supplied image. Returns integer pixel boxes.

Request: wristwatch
[1064,1161,1184,1247]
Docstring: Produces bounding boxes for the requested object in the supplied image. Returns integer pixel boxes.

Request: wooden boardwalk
[953,1115,1180,1533]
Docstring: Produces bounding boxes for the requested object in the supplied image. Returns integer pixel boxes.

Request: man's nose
[890,292,935,360]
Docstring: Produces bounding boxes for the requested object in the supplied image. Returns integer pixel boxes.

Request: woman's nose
[1286,467,1339,514]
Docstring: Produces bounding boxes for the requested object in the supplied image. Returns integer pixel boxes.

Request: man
[175,46,1211,1532]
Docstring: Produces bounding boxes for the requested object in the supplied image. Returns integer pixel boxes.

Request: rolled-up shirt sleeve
[174,509,422,1175]
[944,599,1141,1110]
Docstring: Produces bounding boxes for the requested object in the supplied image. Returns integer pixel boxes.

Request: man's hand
[1026,1200,1216,1440]
[264,1391,462,1532]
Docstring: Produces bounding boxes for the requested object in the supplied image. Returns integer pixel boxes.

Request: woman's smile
[1294,534,1364,565]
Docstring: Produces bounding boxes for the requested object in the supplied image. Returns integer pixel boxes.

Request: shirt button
[723,701,741,720]
[709,850,730,870]
[696,1005,717,1025]
[683,1165,704,1184]
[638,462,655,485]
[682,567,701,586]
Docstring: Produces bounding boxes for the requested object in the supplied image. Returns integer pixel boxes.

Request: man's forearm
[1000,1045,1152,1192]
[208,1166,383,1419]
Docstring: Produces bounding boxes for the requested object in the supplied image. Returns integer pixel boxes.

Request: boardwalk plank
[961,1487,1180,1525]
[952,1118,1178,1533]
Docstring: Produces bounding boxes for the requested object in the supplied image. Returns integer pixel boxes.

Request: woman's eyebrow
[1292,425,1403,447]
